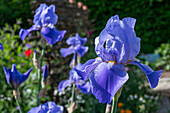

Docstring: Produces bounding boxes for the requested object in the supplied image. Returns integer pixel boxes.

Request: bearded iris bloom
[3,64,33,89]
[0,43,3,51]
[19,4,66,45]
[74,15,162,103]
[60,33,88,66]
[28,101,63,113]
[58,64,91,95]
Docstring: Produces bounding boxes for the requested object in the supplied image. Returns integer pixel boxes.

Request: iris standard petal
[75,33,87,46]
[41,27,66,45]
[42,64,48,80]
[66,33,87,46]
[77,82,91,95]
[40,4,58,26]
[89,62,128,103]
[122,17,136,29]
[75,46,89,57]
[3,66,11,85]
[33,4,47,26]
[60,46,75,57]
[58,80,72,92]
[100,15,140,64]
[105,15,119,29]
[0,43,3,51]
[74,58,102,80]
[21,68,33,83]
[19,26,39,41]
[129,61,162,88]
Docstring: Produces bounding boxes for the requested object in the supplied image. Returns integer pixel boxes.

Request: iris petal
[0,43,3,51]
[98,15,140,64]
[75,46,89,57]
[129,61,162,88]
[42,64,48,80]
[66,33,87,46]
[74,58,102,80]
[41,27,66,45]
[77,82,91,95]
[60,46,75,57]
[19,26,39,41]
[58,80,72,92]
[89,62,128,103]
[21,68,33,83]
[122,17,136,29]
[3,66,11,85]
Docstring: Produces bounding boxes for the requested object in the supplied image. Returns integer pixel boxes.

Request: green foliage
[0,0,33,28]
[154,43,170,71]
[78,0,170,53]
[0,22,37,113]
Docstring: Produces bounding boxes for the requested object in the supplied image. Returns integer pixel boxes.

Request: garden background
[0,0,169,113]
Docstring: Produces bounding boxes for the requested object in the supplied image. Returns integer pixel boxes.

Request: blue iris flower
[60,33,88,66]
[28,101,63,113]
[74,15,163,103]
[3,64,33,89]
[58,64,91,95]
[0,43,3,51]
[19,4,66,45]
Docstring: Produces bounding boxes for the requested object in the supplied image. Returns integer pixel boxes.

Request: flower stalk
[37,38,46,106]
[111,86,123,113]
[13,89,23,113]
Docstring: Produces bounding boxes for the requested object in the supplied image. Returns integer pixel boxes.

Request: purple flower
[3,64,33,89]
[58,64,91,95]
[0,43,3,51]
[28,101,63,113]
[42,64,49,81]
[19,4,66,45]
[74,15,162,103]
[60,33,88,67]
[60,33,88,57]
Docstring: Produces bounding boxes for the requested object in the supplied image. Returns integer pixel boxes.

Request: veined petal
[74,58,102,80]
[77,82,91,95]
[128,61,162,88]
[58,80,72,92]
[89,62,128,103]
[41,27,66,45]
[75,46,88,57]
[19,26,39,41]
[0,43,3,51]
[60,46,75,57]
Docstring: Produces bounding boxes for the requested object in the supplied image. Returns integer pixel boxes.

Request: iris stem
[37,42,46,106]
[15,97,23,113]
[71,83,75,106]
[111,97,118,113]
[14,89,23,113]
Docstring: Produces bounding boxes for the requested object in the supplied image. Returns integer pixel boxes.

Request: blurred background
[0,0,169,113]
